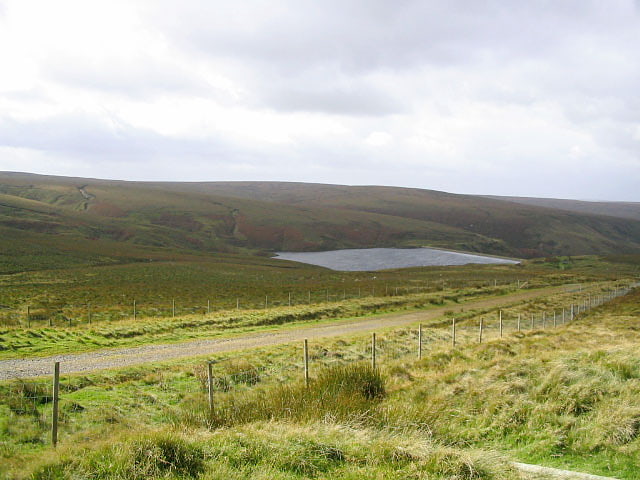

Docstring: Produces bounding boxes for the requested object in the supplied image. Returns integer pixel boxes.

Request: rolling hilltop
[483,195,640,221]
[1,171,640,273]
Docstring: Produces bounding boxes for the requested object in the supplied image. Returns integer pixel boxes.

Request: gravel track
[0,287,565,379]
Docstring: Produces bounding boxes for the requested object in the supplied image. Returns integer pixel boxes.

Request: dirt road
[0,286,567,379]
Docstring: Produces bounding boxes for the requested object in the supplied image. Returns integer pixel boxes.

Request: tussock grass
[378,292,640,477]
[20,423,518,480]
[2,284,639,478]
[28,430,205,480]
[178,363,385,428]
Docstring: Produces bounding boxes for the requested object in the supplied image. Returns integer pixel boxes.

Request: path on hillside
[0,286,568,379]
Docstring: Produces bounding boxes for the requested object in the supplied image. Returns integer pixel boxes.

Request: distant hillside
[1,172,640,273]
[483,195,640,221]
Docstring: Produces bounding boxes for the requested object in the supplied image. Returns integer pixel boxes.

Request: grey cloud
[1,0,639,200]
[141,0,640,121]
[43,58,216,100]
[0,114,229,159]
[263,84,404,116]
[147,0,629,73]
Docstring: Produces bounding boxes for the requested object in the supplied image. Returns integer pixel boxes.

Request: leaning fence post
[478,318,484,344]
[303,339,309,387]
[371,333,376,369]
[207,362,214,417]
[418,324,423,359]
[52,362,60,447]
[452,318,457,347]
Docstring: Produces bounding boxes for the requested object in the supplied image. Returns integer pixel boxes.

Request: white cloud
[364,132,392,148]
[0,0,638,200]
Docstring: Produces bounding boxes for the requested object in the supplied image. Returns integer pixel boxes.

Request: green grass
[1,281,638,478]
[0,252,630,330]
[0,277,623,359]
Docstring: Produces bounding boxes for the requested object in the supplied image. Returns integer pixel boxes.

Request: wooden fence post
[479,318,484,344]
[418,324,423,359]
[570,304,574,321]
[207,362,214,417]
[52,362,60,447]
[288,292,291,306]
[265,295,268,308]
[531,314,534,330]
[27,305,30,328]
[207,299,210,314]
[236,298,239,310]
[542,312,546,329]
[133,300,137,321]
[371,333,376,369]
[87,303,91,324]
[517,313,521,332]
[172,299,175,318]
[499,311,503,338]
[303,339,309,387]
[553,311,557,328]
[308,291,311,303]
[452,318,456,347]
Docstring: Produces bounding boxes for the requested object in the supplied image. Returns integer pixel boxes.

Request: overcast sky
[0,1,639,200]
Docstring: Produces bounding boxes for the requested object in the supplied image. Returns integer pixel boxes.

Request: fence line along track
[0,277,576,327]
[2,284,634,451]
[1,283,623,380]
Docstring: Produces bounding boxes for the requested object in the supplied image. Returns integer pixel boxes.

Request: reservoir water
[274,247,519,271]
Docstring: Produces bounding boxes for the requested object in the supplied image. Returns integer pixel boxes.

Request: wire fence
[1,283,636,448]
[0,278,540,327]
